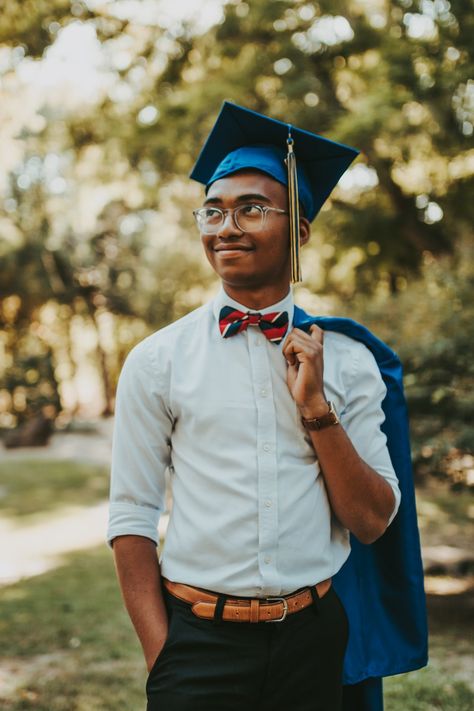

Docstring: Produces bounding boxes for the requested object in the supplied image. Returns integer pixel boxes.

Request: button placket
[247,327,279,595]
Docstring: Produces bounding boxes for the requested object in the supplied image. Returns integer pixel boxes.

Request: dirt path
[1,499,170,586]
[1,419,169,586]
[1,500,110,585]
[1,419,472,593]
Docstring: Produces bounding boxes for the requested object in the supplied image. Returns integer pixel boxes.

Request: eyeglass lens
[196,205,264,233]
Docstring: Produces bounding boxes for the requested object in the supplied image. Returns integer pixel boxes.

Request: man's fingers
[287,325,323,341]
[285,326,323,352]
[283,345,298,366]
[309,323,324,344]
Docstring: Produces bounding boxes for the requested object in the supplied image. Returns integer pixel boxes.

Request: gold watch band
[301,401,340,431]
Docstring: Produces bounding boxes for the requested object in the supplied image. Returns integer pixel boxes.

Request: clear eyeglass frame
[192,204,288,234]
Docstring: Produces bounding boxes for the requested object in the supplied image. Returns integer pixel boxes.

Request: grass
[0,458,473,710]
[0,459,109,518]
[1,545,472,710]
[0,546,146,711]
[384,671,474,710]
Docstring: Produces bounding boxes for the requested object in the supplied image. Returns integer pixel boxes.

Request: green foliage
[124,0,473,286]
[2,0,473,287]
[0,183,213,422]
[0,0,74,57]
[0,333,60,426]
[347,239,474,485]
[0,1,121,57]
[0,0,472,461]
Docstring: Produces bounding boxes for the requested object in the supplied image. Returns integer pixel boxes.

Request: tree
[94,0,472,294]
[1,0,472,448]
[347,236,474,487]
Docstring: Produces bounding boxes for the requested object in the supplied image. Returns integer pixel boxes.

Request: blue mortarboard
[190,102,359,282]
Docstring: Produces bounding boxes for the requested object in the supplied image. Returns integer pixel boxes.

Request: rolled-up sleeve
[340,342,401,527]
[106,338,173,548]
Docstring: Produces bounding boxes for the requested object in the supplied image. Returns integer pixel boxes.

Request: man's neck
[222,283,291,310]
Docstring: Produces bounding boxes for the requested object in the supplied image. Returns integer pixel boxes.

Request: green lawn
[0,546,145,711]
[0,459,473,710]
[384,671,474,711]
[0,459,109,519]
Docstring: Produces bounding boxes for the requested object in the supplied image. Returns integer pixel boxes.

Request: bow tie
[219,306,289,344]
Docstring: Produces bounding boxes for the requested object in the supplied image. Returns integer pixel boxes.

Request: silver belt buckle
[265,596,288,623]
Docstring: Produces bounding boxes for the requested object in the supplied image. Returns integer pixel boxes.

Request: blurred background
[0,1,473,709]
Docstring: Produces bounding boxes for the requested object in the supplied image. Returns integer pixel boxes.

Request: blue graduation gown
[293,307,429,711]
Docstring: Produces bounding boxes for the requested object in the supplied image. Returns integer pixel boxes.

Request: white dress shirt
[107,287,401,597]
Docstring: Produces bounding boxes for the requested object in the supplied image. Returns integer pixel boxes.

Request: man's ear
[299,217,311,247]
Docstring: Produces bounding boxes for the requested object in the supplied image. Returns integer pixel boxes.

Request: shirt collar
[212,286,294,346]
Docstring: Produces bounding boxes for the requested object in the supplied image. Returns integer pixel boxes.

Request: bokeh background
[0,1,473,709]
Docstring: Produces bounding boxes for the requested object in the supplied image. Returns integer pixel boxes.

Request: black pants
[146,585,349,711]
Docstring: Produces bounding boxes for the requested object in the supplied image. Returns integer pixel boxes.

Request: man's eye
[201,207,222,224]
[241,205,262,216]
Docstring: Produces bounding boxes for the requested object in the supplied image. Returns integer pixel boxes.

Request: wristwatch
[301,401,340,431]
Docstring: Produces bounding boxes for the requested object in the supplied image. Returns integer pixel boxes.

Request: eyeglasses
[193,204,288,234]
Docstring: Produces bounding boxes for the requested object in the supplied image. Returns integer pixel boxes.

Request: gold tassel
[285,129,302,283]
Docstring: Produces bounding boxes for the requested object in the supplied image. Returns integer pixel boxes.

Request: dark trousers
[146,585,349,711]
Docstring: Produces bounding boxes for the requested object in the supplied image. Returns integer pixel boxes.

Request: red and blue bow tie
[219,306,289,344]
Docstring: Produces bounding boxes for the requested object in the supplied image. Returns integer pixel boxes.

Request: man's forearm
[307,423,395,544]
[284,327,395,543]
[112,534,168,671]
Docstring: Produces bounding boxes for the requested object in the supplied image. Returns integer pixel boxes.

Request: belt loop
[250,599,260,623]
[310,585,320,615]
[213,594,227,623]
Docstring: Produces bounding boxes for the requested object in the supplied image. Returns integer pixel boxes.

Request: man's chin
[218,270,279,290]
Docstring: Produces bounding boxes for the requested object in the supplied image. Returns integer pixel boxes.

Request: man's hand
[283,325,396,544]
[283,325,328,418]
[112,535,169,673]
[146,637,168,673]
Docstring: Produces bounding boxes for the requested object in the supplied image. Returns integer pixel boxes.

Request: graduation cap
[190,101,359,283]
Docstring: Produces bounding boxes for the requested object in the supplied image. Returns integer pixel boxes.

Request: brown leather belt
[163,577,332,623]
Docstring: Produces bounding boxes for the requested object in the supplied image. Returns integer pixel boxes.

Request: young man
[107,103,426,711]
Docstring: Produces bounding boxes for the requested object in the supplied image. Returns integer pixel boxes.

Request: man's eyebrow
[203,193,273,206]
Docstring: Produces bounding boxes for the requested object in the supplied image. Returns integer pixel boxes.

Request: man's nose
[216,210,242,237]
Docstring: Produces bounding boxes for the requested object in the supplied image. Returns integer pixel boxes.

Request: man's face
[199,170,308,291]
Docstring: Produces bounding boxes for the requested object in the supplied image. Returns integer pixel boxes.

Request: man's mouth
[213,245,254,252]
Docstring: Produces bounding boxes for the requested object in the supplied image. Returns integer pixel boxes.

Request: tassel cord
[286,136,302,283]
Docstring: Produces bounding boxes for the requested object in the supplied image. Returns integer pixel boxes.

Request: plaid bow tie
[219,306,289,344]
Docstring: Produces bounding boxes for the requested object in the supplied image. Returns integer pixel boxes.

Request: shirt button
[264,499,272,508]
[263,443,271,452]
[264,556,271,564]
[260,388,268,397]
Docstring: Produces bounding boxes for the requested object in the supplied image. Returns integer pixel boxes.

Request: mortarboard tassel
[285,127,303,283]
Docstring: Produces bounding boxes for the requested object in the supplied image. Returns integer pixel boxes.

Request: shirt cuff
[106,501,161,549]
[386,482,402,527]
